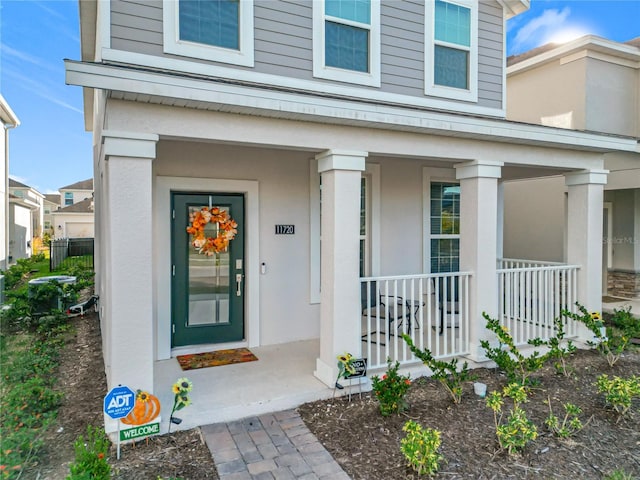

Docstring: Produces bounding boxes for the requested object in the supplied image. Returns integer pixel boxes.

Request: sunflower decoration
[335,352,356,390]
[168,377,193,433]
[186,207,238,256]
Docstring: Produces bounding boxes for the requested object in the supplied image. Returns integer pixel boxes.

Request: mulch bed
[298,349,640,479]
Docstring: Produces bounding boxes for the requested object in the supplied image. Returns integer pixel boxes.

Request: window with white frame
[430,182,460,273]
[163,0,254,67]
[309,163,380,303]
[64,192,74,206]
[425,0,477,102]
[313,0,381,87]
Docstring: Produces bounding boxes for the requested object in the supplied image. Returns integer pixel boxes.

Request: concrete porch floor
[154,339,338,433]
[602,296,640,316]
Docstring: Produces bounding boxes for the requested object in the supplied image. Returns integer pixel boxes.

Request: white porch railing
[497,259,580,346]
[360,272,471,370]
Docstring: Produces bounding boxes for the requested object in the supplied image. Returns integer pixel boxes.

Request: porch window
[430,182,460,272]
[425,0,478,102]
[312,0,381,86]
[163,0,254,67]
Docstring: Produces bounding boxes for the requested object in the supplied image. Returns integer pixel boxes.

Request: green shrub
[400,420,443,476]
[67,425,111,480]
[529,316,577,376]
[403,334,475,404]
[545,400,586,438]
[480,313,546,385]
[371,359,411,416]
[563,303,629,367]
[486,383,537,454]
[596,374,640,419]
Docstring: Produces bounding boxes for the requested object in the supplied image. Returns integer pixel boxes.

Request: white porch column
[455,160,503,361]
[565,169,608,324]
[101,131,158,411]
[314,149,367,387]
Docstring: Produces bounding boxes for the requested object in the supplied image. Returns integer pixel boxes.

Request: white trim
[162,0,254,67]
[422,167,457,274]
[309,159,321,304]
[95,49,503,117]
[564,169,609,186]
[96,0,110,60]
[155,176,260,360]
[425,0,478,102]
[455,160,503,180]
[309,160,380,303]
[603,202,613,270]
[560,50,640,69]
[312,0,381,87]
[507,35,640,76]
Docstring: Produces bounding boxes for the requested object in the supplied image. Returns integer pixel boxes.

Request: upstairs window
[64,192,73,206]
[313,0,380,87]
[425,0,477,102]
[163,0,254,67]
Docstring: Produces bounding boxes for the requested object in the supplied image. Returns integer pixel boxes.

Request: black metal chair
[437,277,459,334]
[361,281,410,344]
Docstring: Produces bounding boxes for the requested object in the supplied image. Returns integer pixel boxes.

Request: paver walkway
[202,409,350,480]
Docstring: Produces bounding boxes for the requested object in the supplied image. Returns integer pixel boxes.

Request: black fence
[50,238,94,271]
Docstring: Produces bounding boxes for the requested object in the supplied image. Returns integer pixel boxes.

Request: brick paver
[203,409,350,480]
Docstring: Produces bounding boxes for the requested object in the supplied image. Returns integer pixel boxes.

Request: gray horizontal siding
[109,0,504,111]
[477,0,504,109]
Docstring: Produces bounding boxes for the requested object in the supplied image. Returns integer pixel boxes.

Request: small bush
[563,303,630,367]
[529,316,577,376]
[67,425,111,480]
[486,383,537,454]
[545,399,587,438]
[403,334,475,404]
[400,420,443,476]
[480,313,546,385]
[371,359,411,416]
[596,374,640,419]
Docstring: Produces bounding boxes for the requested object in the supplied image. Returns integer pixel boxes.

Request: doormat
[176,348,258,371]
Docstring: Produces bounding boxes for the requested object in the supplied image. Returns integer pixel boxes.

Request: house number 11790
[275,225,295,235]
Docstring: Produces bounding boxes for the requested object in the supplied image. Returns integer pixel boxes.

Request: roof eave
[496,0,530,19]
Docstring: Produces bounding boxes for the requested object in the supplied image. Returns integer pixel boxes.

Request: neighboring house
[0,94,19,271]
[59,178,93,207]
[43,193,61,235]
[504,36,640,299]
[8,178,44,262]
[51,197,94,239]
[65,0,638,432]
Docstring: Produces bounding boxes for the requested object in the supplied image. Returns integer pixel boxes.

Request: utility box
[28,275,77,313]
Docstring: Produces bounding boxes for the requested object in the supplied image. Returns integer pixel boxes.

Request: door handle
[236,274,243,296]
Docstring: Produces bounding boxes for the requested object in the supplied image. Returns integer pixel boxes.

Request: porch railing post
[456,160,503,362]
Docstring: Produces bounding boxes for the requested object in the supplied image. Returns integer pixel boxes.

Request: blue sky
[1,0,639,195]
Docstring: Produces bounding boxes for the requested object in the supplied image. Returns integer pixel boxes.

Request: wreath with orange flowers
[186,207,238,256]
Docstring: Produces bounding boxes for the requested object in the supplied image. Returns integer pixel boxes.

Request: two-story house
[504,36,640,299]
[8,178,44,262]
[43,194,61,236]
[1,95,20,271]
[65,0,638,432]
[51,178,95,239]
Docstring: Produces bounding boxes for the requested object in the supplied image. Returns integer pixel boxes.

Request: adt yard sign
[104,385,135,419]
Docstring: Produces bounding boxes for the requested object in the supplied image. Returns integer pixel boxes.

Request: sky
[1,0,639,195]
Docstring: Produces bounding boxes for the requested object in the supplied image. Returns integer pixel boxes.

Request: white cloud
[511,7,571,53]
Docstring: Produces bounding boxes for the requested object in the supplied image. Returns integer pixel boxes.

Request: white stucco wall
[503,176,566,262]
[0,131,6,270]
[9,203,32,261]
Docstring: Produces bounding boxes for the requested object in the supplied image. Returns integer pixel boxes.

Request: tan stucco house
[65,0,638,433]
[504,35,640,299]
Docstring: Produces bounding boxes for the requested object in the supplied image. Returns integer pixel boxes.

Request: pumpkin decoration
[121,390,161,426]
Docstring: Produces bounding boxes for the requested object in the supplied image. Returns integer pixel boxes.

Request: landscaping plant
[371,359,411,416]
[563,303,630,367]
[480,313,547,385]
[529,316,577,376]
[403,334,474,404]
[66,425,111,480]
[486,383,537,454]
[400,420,443,476]
[596,374,640,419]
[544,399,587,438]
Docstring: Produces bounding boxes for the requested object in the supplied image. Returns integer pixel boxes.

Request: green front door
[171,193,245,347]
